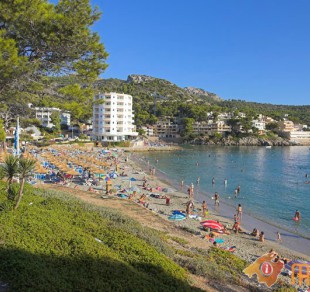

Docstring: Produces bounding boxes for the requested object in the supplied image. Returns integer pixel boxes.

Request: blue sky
[92,1,309,105]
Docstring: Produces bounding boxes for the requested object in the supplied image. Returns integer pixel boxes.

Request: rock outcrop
[127,74,168,84]
[184,87,222,101]
[185,136,293,146]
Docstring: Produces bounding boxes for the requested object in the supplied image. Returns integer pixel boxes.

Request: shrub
[0,188,197,291]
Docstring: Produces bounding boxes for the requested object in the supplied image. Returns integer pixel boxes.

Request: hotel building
[92,92,138,141]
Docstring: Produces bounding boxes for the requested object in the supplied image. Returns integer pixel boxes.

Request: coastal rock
[186,135,293,146]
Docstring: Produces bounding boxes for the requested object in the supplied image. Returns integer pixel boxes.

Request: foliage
[181,118,195,137]
[102,141,131,147]
[0,119,6,142]
[168,236,189,246]
[14,157,36,209]
[97,76,310,131]
[0,154,19,190]
[50,112,61,133]
[0,186,199,291]
[219,100,310,126]
[174,246,248,285]
[0,0,108,125]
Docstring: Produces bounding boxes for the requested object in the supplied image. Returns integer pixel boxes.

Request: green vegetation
[168,236,189,246]
[0,155,36,209]
[0,185,199,291]
[174,246,248,285]
[0,0,108,128]
[95,76,310,136]
[219,100,310,126]
[95,77,221,128]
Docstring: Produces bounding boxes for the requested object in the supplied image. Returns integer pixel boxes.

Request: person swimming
[294,210,301,221]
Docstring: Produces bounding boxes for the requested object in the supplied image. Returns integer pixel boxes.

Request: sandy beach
[32,144,310,290]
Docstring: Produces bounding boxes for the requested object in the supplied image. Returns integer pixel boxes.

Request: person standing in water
[214,192,220,206]
[294,210,301,221]
[212,177,215,185]
[237,204,242,221]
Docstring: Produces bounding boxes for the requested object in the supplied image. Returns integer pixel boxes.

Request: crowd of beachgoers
[14,144,310,290]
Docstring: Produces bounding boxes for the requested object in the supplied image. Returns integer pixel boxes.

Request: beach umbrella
[172,210,186,217]
[168,214,186,221]
[200,220,224,230]
[129,177,137,181]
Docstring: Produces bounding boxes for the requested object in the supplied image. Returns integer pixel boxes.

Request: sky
[89,1,310,105]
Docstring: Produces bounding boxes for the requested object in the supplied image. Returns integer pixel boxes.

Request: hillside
[16,74,310,130]
[95,74,222,104]
[94,75,310,127]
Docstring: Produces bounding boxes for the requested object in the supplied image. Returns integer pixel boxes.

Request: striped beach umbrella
[200,220,224,230]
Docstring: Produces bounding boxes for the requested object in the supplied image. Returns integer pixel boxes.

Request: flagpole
[14,117,20,157]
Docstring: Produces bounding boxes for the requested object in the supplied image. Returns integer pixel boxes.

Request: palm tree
[0,154,19,191]
[14,157,36,210]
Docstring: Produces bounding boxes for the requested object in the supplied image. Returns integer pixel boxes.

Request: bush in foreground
[0,185,199,291]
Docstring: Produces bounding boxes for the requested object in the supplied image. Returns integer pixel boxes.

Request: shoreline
[130,152,310,260]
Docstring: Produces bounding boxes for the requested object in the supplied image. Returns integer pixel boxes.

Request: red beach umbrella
[200,220,224,230]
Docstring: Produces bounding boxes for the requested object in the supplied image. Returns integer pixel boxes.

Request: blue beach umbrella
[168,214,186,221]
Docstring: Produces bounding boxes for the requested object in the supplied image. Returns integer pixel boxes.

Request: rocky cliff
[127,74,172,84]
[184,87,222,101]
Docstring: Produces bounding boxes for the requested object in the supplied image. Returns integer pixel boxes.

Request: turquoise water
[136,146,310,239]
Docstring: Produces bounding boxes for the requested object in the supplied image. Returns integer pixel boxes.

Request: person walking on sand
[202,200,208,217]
[214,192,220,206]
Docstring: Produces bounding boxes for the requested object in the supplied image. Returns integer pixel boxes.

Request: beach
[31,144,309,289]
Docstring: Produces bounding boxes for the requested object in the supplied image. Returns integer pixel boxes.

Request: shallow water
[135,146,310,245]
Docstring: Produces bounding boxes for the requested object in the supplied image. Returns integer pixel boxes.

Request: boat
[265,146,272,149]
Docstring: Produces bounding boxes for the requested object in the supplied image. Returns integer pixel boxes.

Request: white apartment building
[92,92,138,141]
[33,107,71,128]
[252,119,266,131]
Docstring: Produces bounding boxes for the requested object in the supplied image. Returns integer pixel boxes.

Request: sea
[133,146,310,255]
